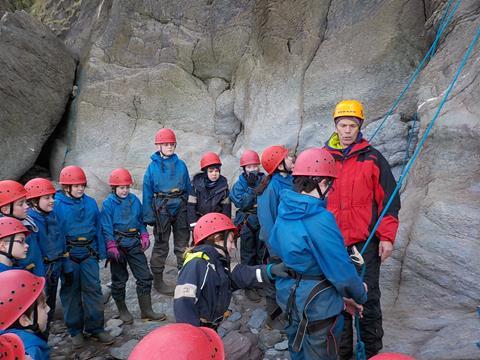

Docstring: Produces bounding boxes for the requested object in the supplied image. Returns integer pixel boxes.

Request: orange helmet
[370,354,415,360]
[0,270,45,330]
[59,166,87,185]
[292,147,338,178]
[24,178,56,200]
[0,181,27,208]
[261,146,289,175]
[0,333,26,360]
[129,323,224,360]
[155,128,177,144]
[193,213,237,245]
[200,152,222,170]
[0,217,29,240]
[108,168,133,186]
[240,150,260,167]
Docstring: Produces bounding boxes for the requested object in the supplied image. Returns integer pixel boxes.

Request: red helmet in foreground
[193,213,237,245]
[128,323,224,360]
[292,147,338,178]
[0,333,26,360]
[370,353,415,360]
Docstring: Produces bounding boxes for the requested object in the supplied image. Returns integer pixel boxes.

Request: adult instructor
[324,100,401,359]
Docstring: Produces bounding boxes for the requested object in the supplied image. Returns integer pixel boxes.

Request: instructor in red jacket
[324,100,401,359]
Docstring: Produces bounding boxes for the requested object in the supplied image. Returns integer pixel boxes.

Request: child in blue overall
[0,269,50,360]
[24,178,73,335]
[187,152,231,229]
[54,165,113,348]
[0,180,43,275]
[0,217,30,273]
[229,150,265,302]
[101,168,166,324]
[143,128,191,295]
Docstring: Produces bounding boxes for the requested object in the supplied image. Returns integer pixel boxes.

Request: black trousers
[240,224,264,266]
[110,244,153,300]
[150,209,190,274]
[339,238,383,359]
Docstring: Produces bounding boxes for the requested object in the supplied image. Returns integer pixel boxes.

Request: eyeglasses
[12,239,27,246]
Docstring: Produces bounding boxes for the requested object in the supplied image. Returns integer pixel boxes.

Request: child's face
[37,194,54,213]
[115,185,130,199]
[0,197,29,219]
[0,233,29,259]
[207,167,220,182]
[156,143,176,156]
[36,295,50,332]
[245,165,259,173]
[70,184,85,199]
[226,232,236,255]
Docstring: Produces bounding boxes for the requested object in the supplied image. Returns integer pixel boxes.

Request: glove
[106,240,120,261]
[267,262,289,279]
[63,271,74,287]
[246,172,259,187]
[140,232,151,251]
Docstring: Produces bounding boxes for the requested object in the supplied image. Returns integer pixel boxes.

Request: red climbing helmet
[155,128,177,144]
[59,166,87,185]
[200,152,222,170]
[128,323,224,360]
[240,150,260,167]
[24,178,56,200]
[0,217,29,239]
[193,213,237,245]
[0,270,45,330]
[261,146,289,175]
[0,333,26,360]
[0,181,27,208]
[108,168,133,186]
[292,147,338,178]
[370,354,415,360]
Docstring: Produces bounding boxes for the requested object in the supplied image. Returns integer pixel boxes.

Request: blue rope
[355,23,480,359]
[369,0,462,142]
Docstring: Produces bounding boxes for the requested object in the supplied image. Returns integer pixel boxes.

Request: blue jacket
[101,193,147,248]
[0,263,12,272]
[143,152,191,224]
[53,191,106,260]
[174,244,268,326]
[229,172,264,229]
[0,329,49,360]
[257,173,293,242]
[25,208,73,277]
[269,189,367,322]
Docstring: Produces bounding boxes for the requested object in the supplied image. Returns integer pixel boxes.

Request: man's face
[335,117,361,147]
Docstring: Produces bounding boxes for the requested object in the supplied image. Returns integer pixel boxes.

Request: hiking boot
[138,294,167,321]
[153,275,174,296]
[245,289,262,302]
[71,334,84,349]
[114,299,134,325]
[92,331,115,345]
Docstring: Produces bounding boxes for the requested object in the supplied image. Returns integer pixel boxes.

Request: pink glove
[106,240,120,261]
[140,233,150,251]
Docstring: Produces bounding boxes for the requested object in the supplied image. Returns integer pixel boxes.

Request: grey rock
[223,330,262,360]
[274,339,289,351]
[108,326,123,338]
[259,329,282,349]
[110,339,139,360]
[248,308,268,329]
[106,319,124,329]
[0,10,76,180]
[227,311,242,322]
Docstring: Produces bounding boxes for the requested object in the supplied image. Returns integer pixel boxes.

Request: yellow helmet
[333,100,365,121]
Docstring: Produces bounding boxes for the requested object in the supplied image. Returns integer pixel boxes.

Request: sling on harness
[284,268,333,352]
[66,236,99,263]
[153,189,185,233]
[236,208,258,235]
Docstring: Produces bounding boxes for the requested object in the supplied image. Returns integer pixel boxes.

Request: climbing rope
[355,22,480,360]
[369,0,462,142]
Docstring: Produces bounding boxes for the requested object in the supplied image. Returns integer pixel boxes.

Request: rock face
[0,10,76,180]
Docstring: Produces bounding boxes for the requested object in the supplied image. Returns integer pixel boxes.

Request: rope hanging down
[355,22,480,360]
[369,0,462,142]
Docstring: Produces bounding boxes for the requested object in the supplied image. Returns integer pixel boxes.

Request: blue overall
[143,152,191,273]
[54,191,106,337]
[230,172,265,265]
[26,208,73,326]
[100,193,152,299]
[0,329,50,360]
[269,189,367,360]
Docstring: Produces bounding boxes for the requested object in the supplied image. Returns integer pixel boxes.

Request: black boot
[114,299,134,325]
[153,275,174,296]
[138,294,167,321]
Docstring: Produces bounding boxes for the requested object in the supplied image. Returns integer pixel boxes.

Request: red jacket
[324,136,400,247]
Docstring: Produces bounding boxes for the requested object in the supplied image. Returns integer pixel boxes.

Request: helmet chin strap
[0,235,16,261]
[316,179,334,200]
